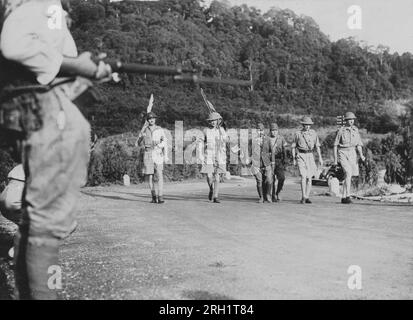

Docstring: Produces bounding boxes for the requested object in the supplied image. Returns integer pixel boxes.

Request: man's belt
[298,149,313,153]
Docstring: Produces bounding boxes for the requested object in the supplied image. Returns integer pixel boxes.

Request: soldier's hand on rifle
[69,52,111,81]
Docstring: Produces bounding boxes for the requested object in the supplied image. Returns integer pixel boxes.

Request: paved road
[1,178,412,299]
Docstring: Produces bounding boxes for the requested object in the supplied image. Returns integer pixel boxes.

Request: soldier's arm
[333,130,341,165]
[315,135,323,165]
[291,134,298,165]
[60,53,111,80]
[354,129,365,161]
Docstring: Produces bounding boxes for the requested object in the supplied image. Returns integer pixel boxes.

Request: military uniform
[269,126,287,200]
[0,1,93,299]
[292,129,320,179]
[334,125,363,177]
[200,126,227,175]
[251,125,273,202]
[140,125,167,175]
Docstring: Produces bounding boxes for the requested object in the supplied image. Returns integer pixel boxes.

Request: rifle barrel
[104,60,252,86]
[174,74,252,86]
[107,61,185,76]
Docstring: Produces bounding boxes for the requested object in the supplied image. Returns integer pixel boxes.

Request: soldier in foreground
[268,123,288,202]
[292,117,323,204]
[250,123,273,203]
[199,112,228,203]
[0,0,111,299]
[137,112,167,204]
[333,112,365,204]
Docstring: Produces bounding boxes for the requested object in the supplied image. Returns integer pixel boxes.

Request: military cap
[300,116,314,125]
[147,112,157,119]
[257,123,265,130]
[270,123,278,130]
[344,112,356,120]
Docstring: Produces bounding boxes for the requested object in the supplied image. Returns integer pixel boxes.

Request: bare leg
[300,176,306,201]
[157,170,164,197]
[344,173,352,198]
[147,175,156,202]
[213,173,220,199]
[305,177,312,199]
[206,173,213,200]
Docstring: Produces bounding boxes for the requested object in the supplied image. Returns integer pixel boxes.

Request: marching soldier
[268,123,288,202]
[0,0,112,299]
[333,112,365,204]
[251,123,273,203]
[199,112,228,203]
[137,112,167,204]
[292,116,323,204]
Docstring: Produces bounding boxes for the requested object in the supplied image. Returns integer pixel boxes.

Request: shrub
[0,149,15,192]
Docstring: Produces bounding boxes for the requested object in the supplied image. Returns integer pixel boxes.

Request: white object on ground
[328,176,341,197]
[123,174,130,186]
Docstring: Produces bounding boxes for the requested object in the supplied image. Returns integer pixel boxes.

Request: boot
[150,191,157,203]
[208,186,213,201]
[157,196,165,204]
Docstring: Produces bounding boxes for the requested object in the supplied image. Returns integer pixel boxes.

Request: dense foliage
[68,0,413,136]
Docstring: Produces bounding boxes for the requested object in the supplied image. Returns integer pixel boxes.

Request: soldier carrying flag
[198,89,228,203]
[136,94,168,204]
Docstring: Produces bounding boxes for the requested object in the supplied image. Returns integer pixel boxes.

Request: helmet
[147,112,157,119]
[207,112,222,121]
[344,112,356,120]
[300,116,314,125]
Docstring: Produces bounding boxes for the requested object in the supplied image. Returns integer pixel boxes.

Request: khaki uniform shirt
[292,129,320,151]
[333,126,363,148]
[201,127,227,165]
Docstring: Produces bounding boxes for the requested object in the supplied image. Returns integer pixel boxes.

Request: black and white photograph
[0,0,412,305]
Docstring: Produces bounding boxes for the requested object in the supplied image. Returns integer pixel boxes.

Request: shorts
[338,148,359,177]
[201,159,226,175]
[296,152,317,179]
[142,150,164,175]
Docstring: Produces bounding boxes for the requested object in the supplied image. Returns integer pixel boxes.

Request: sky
[212,0,413,54]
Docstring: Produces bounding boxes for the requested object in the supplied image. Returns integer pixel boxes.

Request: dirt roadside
[1,177,412,299]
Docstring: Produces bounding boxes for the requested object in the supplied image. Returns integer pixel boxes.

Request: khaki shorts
[297,152,317,179]
[142,150,164,175]
[201,159,226,175]
[338,148,359,177]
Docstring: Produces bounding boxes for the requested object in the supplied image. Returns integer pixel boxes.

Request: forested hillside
[69,0,413,136]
